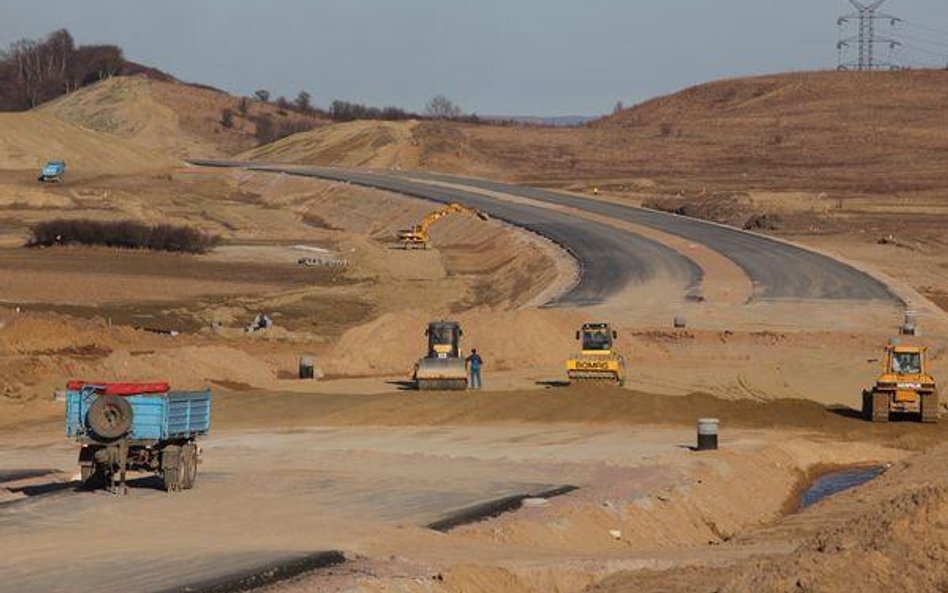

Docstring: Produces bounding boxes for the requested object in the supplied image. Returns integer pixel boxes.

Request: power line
[890,30,948,50]
[898,18,948,38]
[895,40,948,59]
[836,0,902,70]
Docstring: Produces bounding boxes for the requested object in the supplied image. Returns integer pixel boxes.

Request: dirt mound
[740,489,948,592]
[321,308,578,377]
[240,119,499,175]
[589,443,948,593]
[241,119,421,167]
[40,76,328,158]
[0,110,176,174]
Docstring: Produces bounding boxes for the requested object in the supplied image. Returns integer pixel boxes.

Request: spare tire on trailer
[86,395,133,440]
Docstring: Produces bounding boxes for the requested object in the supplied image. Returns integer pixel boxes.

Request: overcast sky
[3,0,948,115]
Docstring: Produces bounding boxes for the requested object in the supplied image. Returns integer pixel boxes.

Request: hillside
[240,119,500,175]
[0,111,177,174]
[242,70,948,193]
[590,69,948,191]
[39,76,330,158]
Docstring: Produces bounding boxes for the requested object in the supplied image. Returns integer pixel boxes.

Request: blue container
[66,388,211,442]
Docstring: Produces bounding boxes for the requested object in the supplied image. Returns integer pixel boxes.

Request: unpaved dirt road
[0,393,914,593]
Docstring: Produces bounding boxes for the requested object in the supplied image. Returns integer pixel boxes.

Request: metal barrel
[697,418,719,451]
[299,356,315,380]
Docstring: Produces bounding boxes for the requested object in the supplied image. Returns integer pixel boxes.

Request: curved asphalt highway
[403,172,898,302]
[194,160,701,307]
[192,160,898,305]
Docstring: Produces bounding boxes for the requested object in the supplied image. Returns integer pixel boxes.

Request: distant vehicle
[398,202,489,249]
[413,320,468,390]
[65,380,211,493]
[863,344,939,423]
[566,322,627,386]
[38,160,66,183]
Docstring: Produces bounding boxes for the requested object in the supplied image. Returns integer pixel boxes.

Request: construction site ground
[1,70,948,593]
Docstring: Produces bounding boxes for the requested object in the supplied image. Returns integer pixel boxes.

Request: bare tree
[253,89,270,102]
[425,95,463,119]
[294,91,312,113]
[237,96,249,116]
[220,108,234,128]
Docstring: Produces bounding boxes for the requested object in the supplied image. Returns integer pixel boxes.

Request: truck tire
[921,392,939,423]
[181,443,198,490]
[86,395,133,440]
[871,391,890,423]
[162,445,182,493]
[80,464,105,489]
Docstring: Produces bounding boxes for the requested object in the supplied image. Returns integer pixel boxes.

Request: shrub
[28,219,221,253]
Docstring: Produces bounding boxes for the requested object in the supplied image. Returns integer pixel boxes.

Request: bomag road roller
[862,343,939,423]
[414,320,468,390]
[566,322,627,386]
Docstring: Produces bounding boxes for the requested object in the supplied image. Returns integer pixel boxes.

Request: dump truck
[38,160,65,183]
[399,203,489,249]
[413,320,468,390]
[862,344,939,423]
[566,323,626,385]
[65,380,211,493]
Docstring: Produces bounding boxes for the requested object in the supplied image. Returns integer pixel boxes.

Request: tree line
[0,29,127,111]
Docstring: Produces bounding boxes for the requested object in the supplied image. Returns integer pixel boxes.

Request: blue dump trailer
[38,160,66,183]
[65,382,211,494]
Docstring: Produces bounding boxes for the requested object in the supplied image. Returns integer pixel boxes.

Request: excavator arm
[399,203,489,249]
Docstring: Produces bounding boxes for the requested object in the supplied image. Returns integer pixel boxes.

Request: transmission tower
[837,0,902,70]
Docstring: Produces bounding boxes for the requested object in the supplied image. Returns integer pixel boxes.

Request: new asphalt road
[192,161,898,306]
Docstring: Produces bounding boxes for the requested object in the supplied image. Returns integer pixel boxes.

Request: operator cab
[890,347,922,375]
[577,323,618,353]
[426,321,462,359]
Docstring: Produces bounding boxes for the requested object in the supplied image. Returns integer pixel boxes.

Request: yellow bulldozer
[566,323,627,386]
[398,203,489,249]
[862,343,939,423]
[413,320,468,390]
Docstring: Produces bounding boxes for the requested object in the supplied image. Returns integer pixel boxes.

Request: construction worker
[466,348,483,390]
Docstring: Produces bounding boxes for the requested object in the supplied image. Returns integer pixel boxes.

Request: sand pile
[322,308,578,377]
[241,119,422,168]
[0,111,176,174]
[721,459,948,593]
[590,443,948,593]
[40,76,329,158]
[240,119,500,176]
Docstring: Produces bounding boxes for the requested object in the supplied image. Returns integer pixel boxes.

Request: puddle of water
[800,466,884,510]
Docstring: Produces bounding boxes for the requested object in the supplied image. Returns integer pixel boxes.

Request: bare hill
[240,119,499,175]
[243,70,948,193]
[39,76,329,158]
[0,111,177,174]
[590,69,948,191]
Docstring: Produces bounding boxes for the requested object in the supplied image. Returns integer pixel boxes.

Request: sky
[2,0,948,116]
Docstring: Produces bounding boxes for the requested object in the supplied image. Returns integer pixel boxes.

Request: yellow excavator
[398,203,489,249]
[566,323,627,386]
[863,343,939,423]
